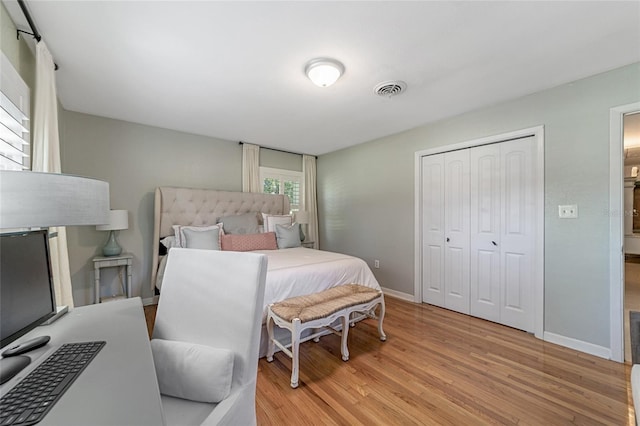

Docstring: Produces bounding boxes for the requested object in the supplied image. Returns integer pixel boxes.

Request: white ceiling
[4,1,640,156]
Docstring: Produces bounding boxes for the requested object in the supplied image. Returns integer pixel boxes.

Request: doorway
[609,101,640,363]
[623,111,640,363]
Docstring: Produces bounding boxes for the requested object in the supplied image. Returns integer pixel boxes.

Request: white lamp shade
[295,211,309,224]
[0,171,110,229]
[305,58,344,87]
[96,210,128,231]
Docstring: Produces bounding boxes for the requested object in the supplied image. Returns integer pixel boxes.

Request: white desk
[0,298,164,425]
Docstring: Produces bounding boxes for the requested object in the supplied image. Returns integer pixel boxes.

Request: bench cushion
[270,284,380,323]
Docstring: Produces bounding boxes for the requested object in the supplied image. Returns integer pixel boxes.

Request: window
[0,52,30,171]
[260,167,303,212]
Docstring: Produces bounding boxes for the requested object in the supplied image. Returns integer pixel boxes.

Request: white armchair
[151,248,267,426]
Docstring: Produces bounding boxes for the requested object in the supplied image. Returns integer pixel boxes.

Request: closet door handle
[491,241,497,246]
[446,237,450,243]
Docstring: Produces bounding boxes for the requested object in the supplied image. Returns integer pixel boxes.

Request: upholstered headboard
[151,187,290,291]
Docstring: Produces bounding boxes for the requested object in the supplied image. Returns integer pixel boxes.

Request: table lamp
[294,211,309,242]
[96,210,128,256]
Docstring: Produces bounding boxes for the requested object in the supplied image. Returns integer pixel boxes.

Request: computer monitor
[0,229,57,349]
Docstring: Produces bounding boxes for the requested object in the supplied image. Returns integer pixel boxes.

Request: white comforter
[252,247,381,314]
[156,247,381,319]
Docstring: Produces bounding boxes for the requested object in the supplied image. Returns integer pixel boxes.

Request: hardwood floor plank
[145,296,635,425]
[255,297,634,425]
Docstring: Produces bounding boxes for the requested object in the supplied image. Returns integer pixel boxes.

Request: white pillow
[172,224,223,248]
[262,213,292,233]
[181,227,221,250]
[151,339,234,403]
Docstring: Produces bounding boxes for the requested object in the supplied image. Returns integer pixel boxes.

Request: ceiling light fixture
[305,58,344,87]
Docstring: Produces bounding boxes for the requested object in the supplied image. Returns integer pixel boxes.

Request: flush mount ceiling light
[305,58,344,87]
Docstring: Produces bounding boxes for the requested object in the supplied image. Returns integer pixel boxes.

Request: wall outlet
[558,204,578,219]
[374,259,380,269]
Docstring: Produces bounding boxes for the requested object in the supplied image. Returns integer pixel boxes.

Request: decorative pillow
[217,213,260,235]
[275,223,302,249]
[262,213,293,233]
[181,227,221,250]
[151,339,234,403]
[172,224,223,248]
[220,232,278,252]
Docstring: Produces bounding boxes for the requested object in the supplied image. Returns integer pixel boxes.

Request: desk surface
[0,298,165,425]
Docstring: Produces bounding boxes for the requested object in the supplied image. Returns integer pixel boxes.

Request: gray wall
[1,2,34,97]
[60,112,243,304]
[317,63,640,349]
[60,111,301,305]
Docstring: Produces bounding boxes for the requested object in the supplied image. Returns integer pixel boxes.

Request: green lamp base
[102,230,122,257]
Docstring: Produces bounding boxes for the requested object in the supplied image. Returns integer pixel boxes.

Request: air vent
[374,80,407,98]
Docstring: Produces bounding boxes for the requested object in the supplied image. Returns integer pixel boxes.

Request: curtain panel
[32,42,74,308]
[242,143,261,193]
[303,155,319,249]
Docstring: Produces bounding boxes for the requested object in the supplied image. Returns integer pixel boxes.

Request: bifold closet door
[469,137,535,332]
[421,150,470,313]
[443,149,470,314]
[421,154,445,306]
[498,137,535,332]
[469,144,501,323]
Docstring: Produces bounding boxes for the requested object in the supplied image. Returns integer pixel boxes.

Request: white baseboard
[381,287,415,302]
[543,331,612,360]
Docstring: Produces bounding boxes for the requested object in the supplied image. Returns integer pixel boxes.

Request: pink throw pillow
[220,232,278,252]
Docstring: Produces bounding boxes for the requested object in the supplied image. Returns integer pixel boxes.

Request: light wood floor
[145,296,636,425]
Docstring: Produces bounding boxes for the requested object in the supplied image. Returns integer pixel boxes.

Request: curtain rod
[16,0,59,70]
[238,141,317,159]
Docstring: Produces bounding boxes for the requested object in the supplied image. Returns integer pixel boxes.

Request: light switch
[558,204,578,219]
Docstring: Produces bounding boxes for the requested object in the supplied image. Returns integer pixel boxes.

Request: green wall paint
[60,111,299,305]
[60,111,243,304]
[318,63,640,349]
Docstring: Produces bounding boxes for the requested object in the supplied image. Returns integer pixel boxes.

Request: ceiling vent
[374,80,407,98]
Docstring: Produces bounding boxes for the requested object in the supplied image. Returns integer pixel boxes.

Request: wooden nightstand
[93,253,133,304]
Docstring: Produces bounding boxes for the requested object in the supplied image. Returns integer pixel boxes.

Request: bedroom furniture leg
[267,285,385,388]
[340,315,350,361]
[290,319,301,388]
[266,310,275,362]
[378,298,387,341]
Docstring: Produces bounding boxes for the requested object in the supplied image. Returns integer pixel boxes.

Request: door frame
[609,102,640,363]
[414,125,545,339]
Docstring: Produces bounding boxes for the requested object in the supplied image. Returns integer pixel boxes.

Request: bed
[151,186,381,354]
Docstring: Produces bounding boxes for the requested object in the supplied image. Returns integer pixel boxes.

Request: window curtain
[303,155,319,249]
[242,143,261,193]
[32,42,74,308]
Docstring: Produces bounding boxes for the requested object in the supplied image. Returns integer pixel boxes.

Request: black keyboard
[0,341,105,426]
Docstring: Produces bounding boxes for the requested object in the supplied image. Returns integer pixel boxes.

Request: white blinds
[0,53,30,171]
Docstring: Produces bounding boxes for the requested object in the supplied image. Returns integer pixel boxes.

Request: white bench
[266,284,386,388]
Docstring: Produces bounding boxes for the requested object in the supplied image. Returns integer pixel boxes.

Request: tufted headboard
[151,186,290,291]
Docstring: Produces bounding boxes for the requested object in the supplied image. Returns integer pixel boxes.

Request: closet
[420,136,536,333]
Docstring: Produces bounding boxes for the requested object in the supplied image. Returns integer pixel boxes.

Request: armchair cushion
[151,339,234,403]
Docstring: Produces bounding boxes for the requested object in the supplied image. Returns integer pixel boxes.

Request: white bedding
[156,247,380,320]
[253,247,381,317]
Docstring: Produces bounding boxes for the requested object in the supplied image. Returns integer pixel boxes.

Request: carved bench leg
[290,319,301,388]
[266,307,275,362]
[378,297,387,342]
[340,314,350,361]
